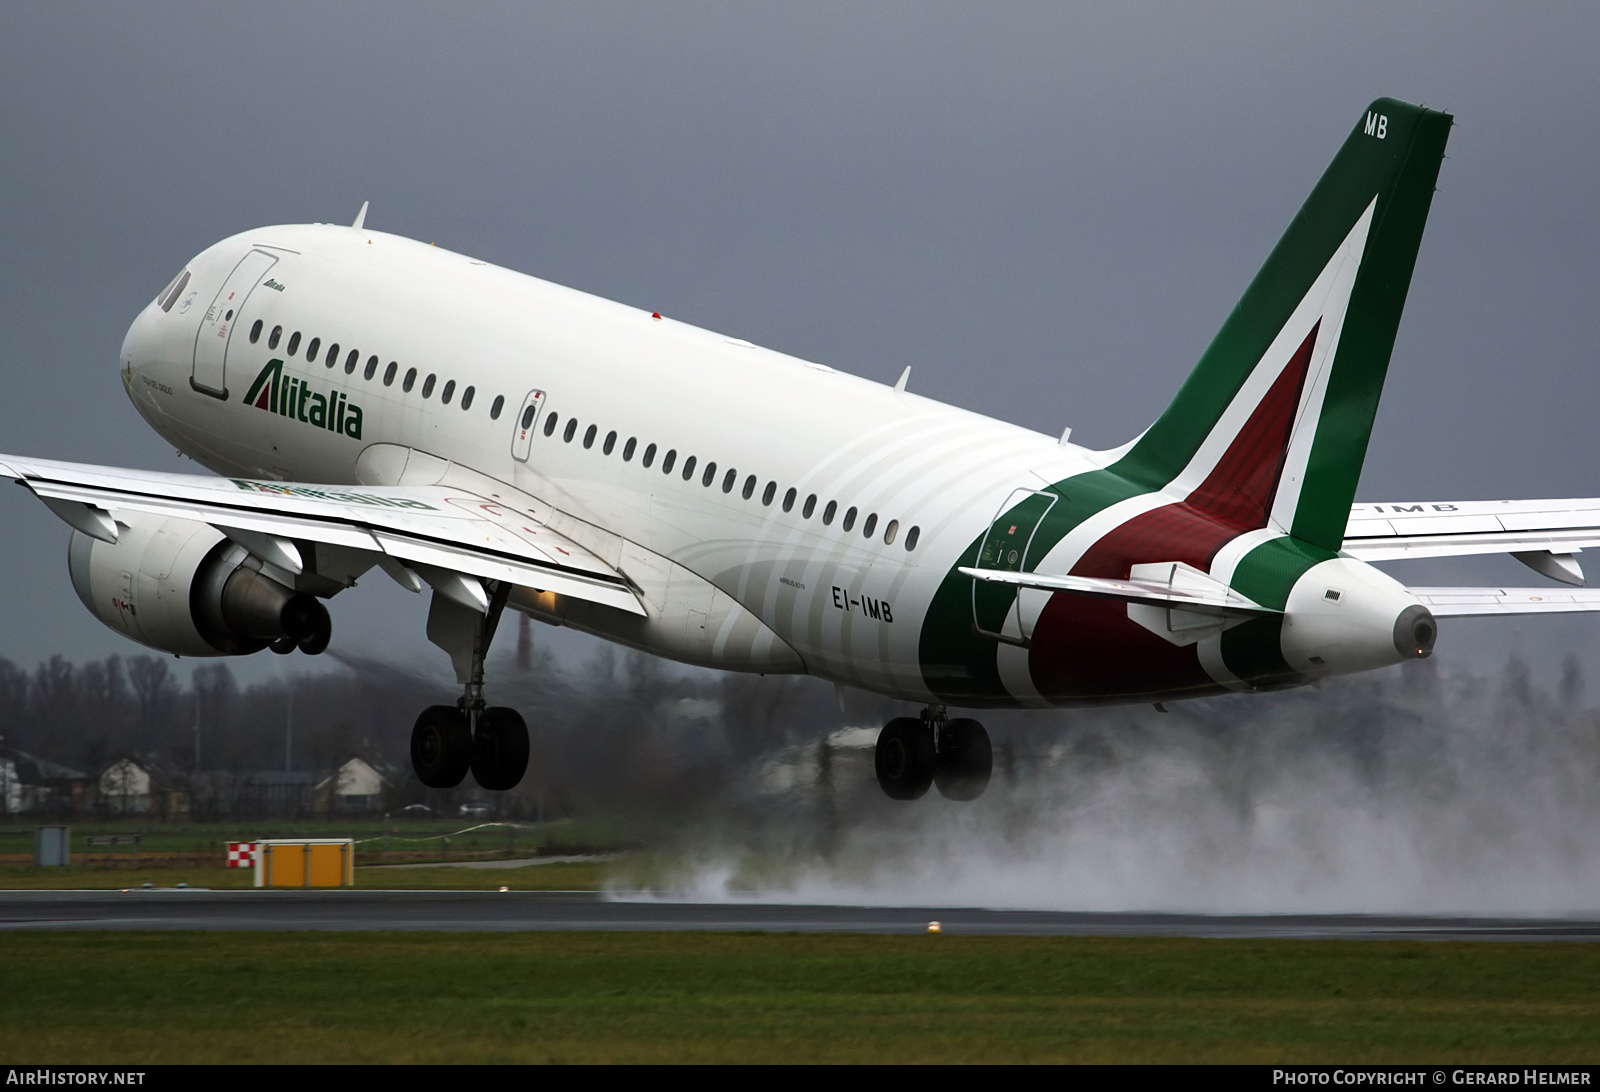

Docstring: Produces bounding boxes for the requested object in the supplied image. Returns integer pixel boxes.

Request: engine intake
[68,514,331,657]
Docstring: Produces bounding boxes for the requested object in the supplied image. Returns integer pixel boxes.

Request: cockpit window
[157,270,190,313]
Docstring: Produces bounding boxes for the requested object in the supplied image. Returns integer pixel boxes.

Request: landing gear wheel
[411,705,471,788]
[471,706,529,791]
[934,718,992,802]
[875,717,935,800]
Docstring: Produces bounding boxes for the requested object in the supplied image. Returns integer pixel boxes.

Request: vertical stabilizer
[1112,99,1452,551]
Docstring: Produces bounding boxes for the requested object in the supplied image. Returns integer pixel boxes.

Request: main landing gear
[409,581,530,791]
[874,705,992,802]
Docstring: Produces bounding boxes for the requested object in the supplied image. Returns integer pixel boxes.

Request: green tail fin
[1109,98,1452,552]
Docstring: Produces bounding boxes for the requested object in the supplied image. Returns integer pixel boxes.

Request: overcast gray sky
[2,3,1598,689]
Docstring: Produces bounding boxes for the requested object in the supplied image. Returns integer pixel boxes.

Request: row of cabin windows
[248,320,508,422]
[242,320,921,549]
[539,410,921,552]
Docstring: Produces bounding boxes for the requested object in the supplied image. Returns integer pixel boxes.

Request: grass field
[0,861,609,890]
[0,817,626,868]
[2,932,1599,1063]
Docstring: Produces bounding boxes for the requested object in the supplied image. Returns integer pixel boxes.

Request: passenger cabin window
[803,494,816,519]
[461,386,475,411]
[543,413,558,436]
[662,449,677,474]
[883,519,898,545]
[521,405,537,430]
[782,488,796,513]
[681,455,696,481]
[441,380,455,405]
[583,424,597,449]
[268,326,282,350]
[421,374,436,398]
[863,513,877,538]
[642,443,656,468]
[402,367,417,392]
[822,500,837,525]
[305,337,319,361]
[603,431,616,455]
[762,481,777,506]
[363,356,378,380]
[742,475,756,500]
[344,350,359,375]
[383,362,398,386]
[286,332,302,356]
[249,320,263,344]
[905,526,920,551]
[842,507,857,532]
[623,438,636,461]
[490,394,504,420]
[325,343,340,368]
[564,419,578,443]
[722,469,736,493]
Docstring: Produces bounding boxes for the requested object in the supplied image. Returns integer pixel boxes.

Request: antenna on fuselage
[893,366,910,393]
[352,201,369,231]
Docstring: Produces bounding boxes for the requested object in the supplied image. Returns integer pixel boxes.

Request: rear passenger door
[510,389,545,462]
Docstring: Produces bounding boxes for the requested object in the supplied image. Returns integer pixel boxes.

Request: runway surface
[2,890,1599,939]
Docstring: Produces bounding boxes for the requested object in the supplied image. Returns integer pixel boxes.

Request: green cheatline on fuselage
[918,99,1452,706]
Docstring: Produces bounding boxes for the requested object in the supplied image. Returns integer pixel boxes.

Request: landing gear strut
[874,705,992,802]
[409,580,530,791]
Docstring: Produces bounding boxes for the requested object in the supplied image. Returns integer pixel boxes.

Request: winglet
[352,201,369,232]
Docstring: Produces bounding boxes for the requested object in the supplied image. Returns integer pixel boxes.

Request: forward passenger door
[191,249,277,399]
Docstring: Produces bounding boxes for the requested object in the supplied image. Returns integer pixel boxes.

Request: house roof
[0,746,86,784]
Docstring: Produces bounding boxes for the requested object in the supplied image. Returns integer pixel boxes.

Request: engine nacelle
[68,514,331,657]
[1279,557,1437,678]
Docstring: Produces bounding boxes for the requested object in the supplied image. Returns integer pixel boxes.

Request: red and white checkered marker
[227,842,258,868]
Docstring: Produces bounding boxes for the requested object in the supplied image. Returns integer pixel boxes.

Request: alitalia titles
[242,358,363,439]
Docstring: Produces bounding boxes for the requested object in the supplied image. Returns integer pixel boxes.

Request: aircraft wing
[1344,499,1600,584]
[0,454,645,616]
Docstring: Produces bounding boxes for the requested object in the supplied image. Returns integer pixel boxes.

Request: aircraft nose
[120,302,159,389]
[121,264,193,399]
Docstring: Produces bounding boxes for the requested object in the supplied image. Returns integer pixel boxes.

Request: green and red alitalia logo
[242,359,363,440]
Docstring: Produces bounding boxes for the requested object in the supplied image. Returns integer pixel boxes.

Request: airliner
[8,98,1600,801]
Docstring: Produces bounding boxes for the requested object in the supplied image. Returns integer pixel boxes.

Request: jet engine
[67,513,331,657]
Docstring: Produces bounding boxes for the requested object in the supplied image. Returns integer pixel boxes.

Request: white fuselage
[120,224,1099,701]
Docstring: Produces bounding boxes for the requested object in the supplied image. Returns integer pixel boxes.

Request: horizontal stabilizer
[959,565,1277,618]
[1406,586,1600,617]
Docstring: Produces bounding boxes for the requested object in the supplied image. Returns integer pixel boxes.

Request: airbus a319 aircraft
[8,98,1600,802]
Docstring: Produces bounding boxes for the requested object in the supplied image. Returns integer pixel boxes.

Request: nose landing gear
[874,705,992,802]
[408,580,530,791]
